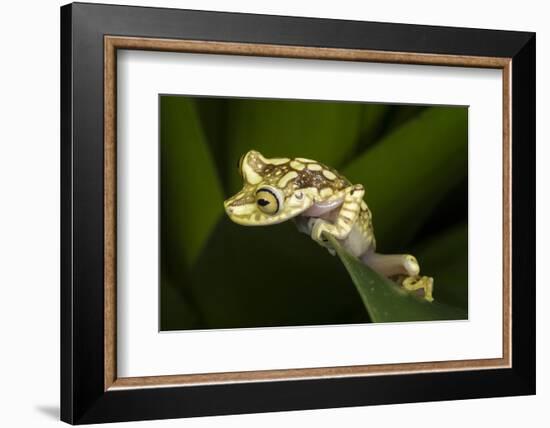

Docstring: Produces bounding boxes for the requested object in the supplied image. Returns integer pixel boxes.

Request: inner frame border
[103,35,512,391]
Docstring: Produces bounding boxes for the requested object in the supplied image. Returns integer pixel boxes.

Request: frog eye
[255,187,283,215]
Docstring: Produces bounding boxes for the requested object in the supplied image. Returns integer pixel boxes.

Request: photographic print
[160,96,468,331]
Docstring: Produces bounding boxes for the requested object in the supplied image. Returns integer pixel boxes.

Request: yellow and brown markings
[290,160,305,170]
[320,188,334,198]
[306,163,322,171]
[278,171,298,188]
[241,151,349,196]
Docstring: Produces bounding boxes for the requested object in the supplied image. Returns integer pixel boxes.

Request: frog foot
[402,275,434,302]
[308,218,337,255]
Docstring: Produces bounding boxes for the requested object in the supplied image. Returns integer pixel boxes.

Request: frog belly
[294,214,372,258]
[340,222,372,258]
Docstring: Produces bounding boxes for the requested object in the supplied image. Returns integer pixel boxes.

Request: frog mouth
[223,201,257,224]
[224,203,307,227]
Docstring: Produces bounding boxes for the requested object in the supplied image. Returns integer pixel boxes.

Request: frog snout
[224,201,234,215]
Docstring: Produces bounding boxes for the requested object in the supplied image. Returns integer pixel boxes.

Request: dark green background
[160,95,468,331]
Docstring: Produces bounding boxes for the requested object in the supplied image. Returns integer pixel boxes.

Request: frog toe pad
[402,275,434,302]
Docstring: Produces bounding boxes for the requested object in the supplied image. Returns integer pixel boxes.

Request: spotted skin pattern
[224,150,434,301]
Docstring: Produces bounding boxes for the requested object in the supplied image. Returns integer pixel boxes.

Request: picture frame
[60,2,535,424]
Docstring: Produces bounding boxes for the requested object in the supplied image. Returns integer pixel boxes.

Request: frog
[224,150,434,302]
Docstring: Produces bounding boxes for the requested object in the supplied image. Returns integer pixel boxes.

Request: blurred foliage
[343,107,467,250]
[224,99,363,194]
[413,224,469,310]
[160,95,468,330]
[188,219,369,329]
[160,97,224,270]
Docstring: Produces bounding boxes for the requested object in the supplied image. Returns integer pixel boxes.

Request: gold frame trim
[104,36,512,391]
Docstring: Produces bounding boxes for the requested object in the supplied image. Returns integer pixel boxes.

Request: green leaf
[225,98,363,193]
[160,96,224,269]
[342,106,468,251]
[326,234,467,322]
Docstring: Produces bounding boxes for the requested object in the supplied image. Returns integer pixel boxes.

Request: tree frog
[224,150,434,302]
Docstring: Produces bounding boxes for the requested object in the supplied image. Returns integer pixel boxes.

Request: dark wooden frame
[61,2,535,424]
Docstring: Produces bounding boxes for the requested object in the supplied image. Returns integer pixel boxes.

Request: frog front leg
[360,251,434,302]
[311,184,365,248]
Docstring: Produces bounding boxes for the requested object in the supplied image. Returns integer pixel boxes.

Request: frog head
[224,150,317,226]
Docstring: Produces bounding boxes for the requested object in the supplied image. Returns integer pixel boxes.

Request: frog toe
[402,275,434,302]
